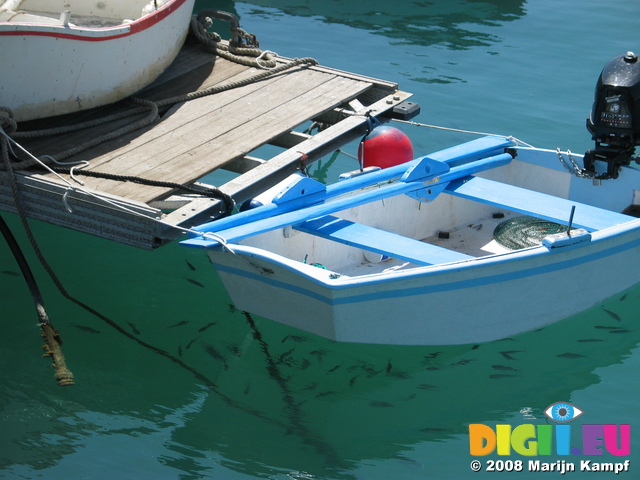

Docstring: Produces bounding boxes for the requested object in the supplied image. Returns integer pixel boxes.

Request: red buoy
[357,126,414,169]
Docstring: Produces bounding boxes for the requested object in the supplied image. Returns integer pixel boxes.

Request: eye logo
[544,402,584,423]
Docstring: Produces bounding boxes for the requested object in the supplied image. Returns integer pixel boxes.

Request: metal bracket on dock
[391,101,421,121]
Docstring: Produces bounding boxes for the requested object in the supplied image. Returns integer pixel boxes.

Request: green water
[2,1,639,478]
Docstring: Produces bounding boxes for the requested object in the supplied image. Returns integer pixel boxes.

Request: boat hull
[209,219,640,345]
[0,0,195,121]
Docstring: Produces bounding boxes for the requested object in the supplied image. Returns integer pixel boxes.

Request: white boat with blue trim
[181,52,640,346]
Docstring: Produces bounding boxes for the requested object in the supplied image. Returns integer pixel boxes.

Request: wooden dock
[0,38,416,249]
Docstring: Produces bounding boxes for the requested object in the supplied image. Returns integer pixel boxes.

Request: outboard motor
[585,51,640,179]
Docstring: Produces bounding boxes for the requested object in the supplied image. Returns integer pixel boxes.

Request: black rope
[0,214,46,320]
[50,166,235,217]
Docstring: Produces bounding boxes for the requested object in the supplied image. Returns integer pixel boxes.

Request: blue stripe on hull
[212,230,640,307]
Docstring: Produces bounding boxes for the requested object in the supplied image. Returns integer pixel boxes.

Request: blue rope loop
[363,112,382,138]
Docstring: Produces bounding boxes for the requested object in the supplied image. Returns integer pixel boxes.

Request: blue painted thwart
[295,215,473,266]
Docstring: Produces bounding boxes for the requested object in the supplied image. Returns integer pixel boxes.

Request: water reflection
[2,235,637,479]
[240,0,526,49]
[169,289,639,477]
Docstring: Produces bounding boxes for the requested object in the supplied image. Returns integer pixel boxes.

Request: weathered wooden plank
[57,59,274,174]
[76,66,327,177]
[121,76,370,201]
[114,69,335,172]
[84,69,371,201]
[160,90,413,235]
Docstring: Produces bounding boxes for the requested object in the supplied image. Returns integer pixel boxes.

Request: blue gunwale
[181,151,514,248]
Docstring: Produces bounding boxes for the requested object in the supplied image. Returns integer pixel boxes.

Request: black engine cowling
[585,51,640,179]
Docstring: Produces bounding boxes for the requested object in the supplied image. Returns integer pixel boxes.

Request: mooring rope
[55,166,236,216]
[1,129,76,385]
[0,10,318,173]
[189,9,278,68]
[0,214,74,386]
[392,118,535,148]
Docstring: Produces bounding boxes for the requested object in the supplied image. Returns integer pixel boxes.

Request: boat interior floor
[339,210,517,277]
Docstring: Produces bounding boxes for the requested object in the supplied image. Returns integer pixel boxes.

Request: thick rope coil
[0,99,158,170]
[0,107,17,134]
[189,9,278,68]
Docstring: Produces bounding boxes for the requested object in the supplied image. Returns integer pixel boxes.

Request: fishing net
[493,216,570,250]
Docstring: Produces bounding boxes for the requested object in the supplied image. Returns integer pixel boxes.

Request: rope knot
[0,107,17,134]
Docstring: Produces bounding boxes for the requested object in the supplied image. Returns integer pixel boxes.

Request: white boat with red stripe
[0,0,195,121]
